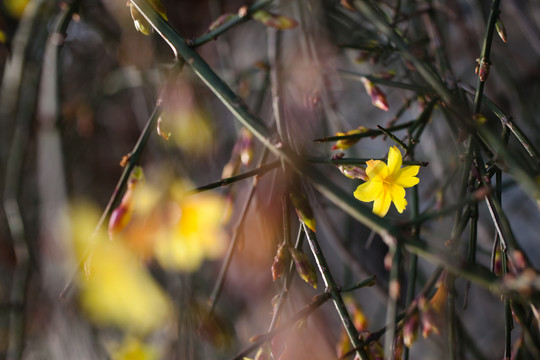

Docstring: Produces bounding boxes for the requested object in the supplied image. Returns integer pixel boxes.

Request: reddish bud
[403,311,419,347]
[475,57,491,82]
[107,167,144,240]
[361,77,389,111]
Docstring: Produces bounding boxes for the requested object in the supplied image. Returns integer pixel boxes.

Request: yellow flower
[354,146,419,217]
[153,187,227,272]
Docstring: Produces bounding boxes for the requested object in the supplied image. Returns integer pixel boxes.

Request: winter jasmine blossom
[354,146,420,217]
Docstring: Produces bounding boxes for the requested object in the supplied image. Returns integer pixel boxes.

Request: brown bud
[340,0,355,11]
[403,312,419,347]
[290,248,318,288]
[496,18,508,43]
[271,242,290,281]
[337,164,368,180]
[107,167,144,239]
[475,57,491,82]
[361,77,389,111]
[290,192,316,232]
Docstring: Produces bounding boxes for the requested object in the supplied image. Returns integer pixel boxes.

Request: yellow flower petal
[390,184,407,213]
[354,180,383,202]
[387,146,402,176]
[372,190,392,217]
[395,166,420,188]
[366,160,388,180]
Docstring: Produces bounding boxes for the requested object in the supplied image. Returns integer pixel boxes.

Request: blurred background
[1,0,540,359]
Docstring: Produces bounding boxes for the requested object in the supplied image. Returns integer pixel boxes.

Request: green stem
[190,0,272,47]
[459,82,540,160]
[186,161,279,194]
[384,245,401,358]
[303,224,369,360]
[306,157,428,167]
[377,125,409,151]
[404,151,420,360]
[314,120,416,143]
[267,226,304,332]
[473,0,502,113]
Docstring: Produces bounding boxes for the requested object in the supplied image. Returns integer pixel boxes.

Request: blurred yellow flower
[79,239,172,333]
[354,146,419,217]
[3,0,30,18]
[154,189,227,272]
[110,336,159,360]
[70,203,172,334]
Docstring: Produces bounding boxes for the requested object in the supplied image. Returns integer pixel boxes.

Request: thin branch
[303,224,369,360]
[186,161,280,195]
[190,0,273,47]
[313,120,416,143]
